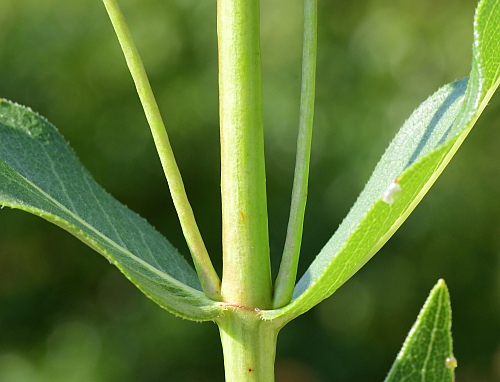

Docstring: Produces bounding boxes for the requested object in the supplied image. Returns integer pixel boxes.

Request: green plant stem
[218,0,272,308]
[273,0,318,309]
[218,309,280,382]
[101,0,221,300]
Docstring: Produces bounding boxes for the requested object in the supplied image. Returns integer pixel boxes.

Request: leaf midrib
[1,159,206,297]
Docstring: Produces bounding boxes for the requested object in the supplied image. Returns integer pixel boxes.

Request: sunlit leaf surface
[384,280,455,382]
[264,0,500,322]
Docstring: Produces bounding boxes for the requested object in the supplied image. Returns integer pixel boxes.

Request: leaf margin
[384,279,455,382]
[0,99,223,322]
[263,0,500,322]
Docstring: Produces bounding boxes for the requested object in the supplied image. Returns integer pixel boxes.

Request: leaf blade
[263,0,500,322]
[0,100,222,321]
[384,279,455,382]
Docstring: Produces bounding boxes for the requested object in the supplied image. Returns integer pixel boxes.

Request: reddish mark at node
[240,210,245,224]
[217,302,258,312]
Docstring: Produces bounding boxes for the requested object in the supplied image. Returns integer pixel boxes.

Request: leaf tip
[435,278,449,291]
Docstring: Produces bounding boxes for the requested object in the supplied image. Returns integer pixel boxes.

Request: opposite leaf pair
[1,0,499,380]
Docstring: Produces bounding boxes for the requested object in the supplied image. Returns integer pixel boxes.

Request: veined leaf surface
[263,0,500,322]
[384,279,455,382]
[0,100,222,321]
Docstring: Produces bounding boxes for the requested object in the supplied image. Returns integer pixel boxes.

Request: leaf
[263,0,500,322]
[0,100,222,321]
[384,279,456,382]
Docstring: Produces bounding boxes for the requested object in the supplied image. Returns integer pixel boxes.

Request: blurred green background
[1,0,500,381]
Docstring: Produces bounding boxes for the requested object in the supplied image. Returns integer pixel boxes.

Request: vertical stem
[218,0,272,308]
[218,310,279,382]
[101,0,221,299]
[273,0,318,309]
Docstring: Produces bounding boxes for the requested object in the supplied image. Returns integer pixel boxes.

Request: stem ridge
[273,0,318,308]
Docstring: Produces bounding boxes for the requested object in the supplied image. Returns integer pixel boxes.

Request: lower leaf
[0,100,222,321]
[384,279,455,382]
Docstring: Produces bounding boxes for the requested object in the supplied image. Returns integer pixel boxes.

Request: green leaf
[263,0,500,322]
[0,100,222,321]
[384,279,456,382]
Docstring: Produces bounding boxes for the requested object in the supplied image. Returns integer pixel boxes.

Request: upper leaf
[384,279,455,382]
[0,100,222,321]
[263,0,500,322]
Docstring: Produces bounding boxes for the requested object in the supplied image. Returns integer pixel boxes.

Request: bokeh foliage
[0,0,499,380]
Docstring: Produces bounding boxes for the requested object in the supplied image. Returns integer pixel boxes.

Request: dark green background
[1,0,499,381]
